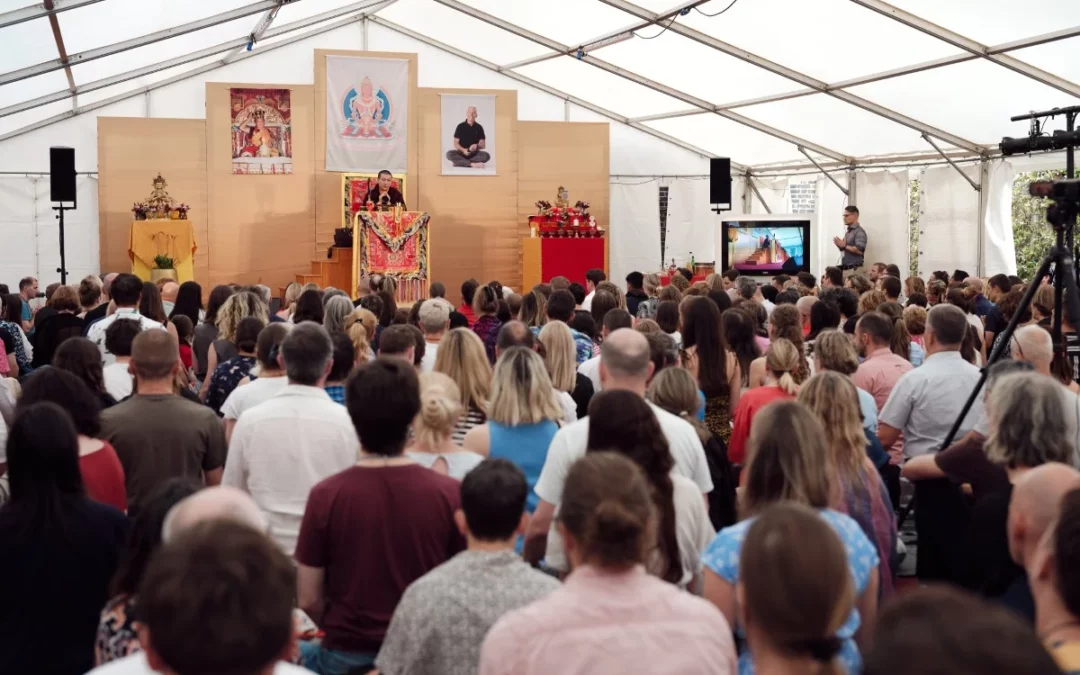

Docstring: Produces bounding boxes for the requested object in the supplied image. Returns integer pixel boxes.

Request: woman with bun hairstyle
[479,453,737,675]
[747,304,810,388]
[407,372,483,480]
[728,338,802,466]
[737,503,855,675]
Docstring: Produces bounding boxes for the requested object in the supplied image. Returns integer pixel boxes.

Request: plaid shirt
[324,384,346,405]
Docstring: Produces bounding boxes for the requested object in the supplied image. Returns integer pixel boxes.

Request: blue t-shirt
[703,508,879,675]
[488,420,558,514]
[21,300,31,325]
[696,389,706,422]
[910,341,925,367]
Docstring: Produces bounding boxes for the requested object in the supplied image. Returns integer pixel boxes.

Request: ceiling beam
[41,0,76,93]
[432,0,852,163]
[850,0,1080,98]
[0,0,394,121]
[220,5,282,65]
[0,0,104,29]
[366,16,739,169]
[0,0,287,87]
[598,0,985,154]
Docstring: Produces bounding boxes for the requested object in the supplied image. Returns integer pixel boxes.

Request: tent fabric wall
[983,160,1017,276]
[815,178,848,277]
[854,169,909,276]
[664,177,713,268]
[919,165,981,278]
[610,181,661,285]
[747,177,788,215]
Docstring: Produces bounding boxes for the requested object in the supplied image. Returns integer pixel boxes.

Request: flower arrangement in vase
[176,203,190,220]
[132,202,149,220]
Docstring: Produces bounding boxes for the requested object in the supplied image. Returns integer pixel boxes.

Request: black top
[984,306,1007,337]
[0,324,13,355]
[33,306,57,330]
[571,372,595,421]
[963,484,1034,620]
[364,186,406,209]
[626,289,649,317]
[453,120,486,149]
[0,498,127,675]
[31,313,85,367]
[83,303,109,330]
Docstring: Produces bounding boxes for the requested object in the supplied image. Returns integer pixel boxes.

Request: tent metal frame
[1,0,1078,176]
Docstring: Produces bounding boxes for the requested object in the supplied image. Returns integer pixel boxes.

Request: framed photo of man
[440,93,496,176]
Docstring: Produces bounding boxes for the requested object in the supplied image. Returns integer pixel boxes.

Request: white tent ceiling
[1,0,1077,173]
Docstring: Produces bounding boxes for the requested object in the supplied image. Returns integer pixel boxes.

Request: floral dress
[95,594,140,665]
[205,355,257,416]
[0,321,30,376]
[472,315,502,365]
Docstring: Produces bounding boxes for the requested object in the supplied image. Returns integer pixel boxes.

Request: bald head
[162,487,270,544]
[1012,324,1053,374]
[1009,463,1080,567]
[966,277,985,294]
[102,272,119,299]
[496,320,534,357]
[161,282,180,303]
[599,328,653,392]
[796,295,817,318]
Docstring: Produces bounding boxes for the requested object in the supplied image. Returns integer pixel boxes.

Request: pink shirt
[853,347,914,412]
[479,565,737,675]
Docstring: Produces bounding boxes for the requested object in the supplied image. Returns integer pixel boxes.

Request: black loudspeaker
[50,146,76,203]
[709,157,731,205]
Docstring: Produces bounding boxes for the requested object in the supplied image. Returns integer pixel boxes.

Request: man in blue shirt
[17,276,37,334]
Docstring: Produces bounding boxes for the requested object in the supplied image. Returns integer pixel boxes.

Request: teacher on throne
[365,169,406,210]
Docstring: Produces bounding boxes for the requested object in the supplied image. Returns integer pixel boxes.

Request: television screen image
[720,217,811,276]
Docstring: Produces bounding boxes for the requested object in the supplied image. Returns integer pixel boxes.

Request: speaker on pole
[50,146,77,204]
[710,157,731,206]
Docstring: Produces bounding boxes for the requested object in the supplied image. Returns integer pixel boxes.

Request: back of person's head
[564,282,584,306]
[417,298,451,336]
[740,503,854,669]
[429,281,446,299]
[796,295,817,319]
[472,284,499,317]
[906,275,927,296]
[742,401,831,517]
[48,284,78,313]
[204,284,234,326]
[327,330,356,382]
[496,319,535,353]
[655,300,680,334]
[761,284,779,303]
[18,367,101,438]
[603,308,633,335]
[322,295,354,333]
[5,402,83,526]
[460,459,528,542]
[589,290,618,327]
[234,317,264,354]
[877,301,911,360]
[254,323,290,370]
[926,303,968,347]
[646,366,701,419]
[347,358,420,456]
[489,346,561,426]
[658,284,683,305]
[600,328,652,383]
[765,338,801,396]
[568,311,595,341]
[217,292,269,344]
[998,286,1032,324]
[545,289,575,322]
[626,271,644,290]
[161,486,269,544]
[774,289,800,306]
[110,273,143,306]
[139,520,295,675]
[559,452,653,571]
[378,324,416,358]
[857,289,887,315]
[1012,324,1053,369]
[461,278,479,306]
[414,371,461,449]
[903,304,927,337]
[139,281,167,323]
[823,266,843,288]
[681,296,729,397]
[1054,488,1080,619]
[735,276,758,300]
[280,322,332,386]
[809,300,840,339]
[585,268,606,287]
[538,321,576,392]
[111,478,201,597]
[291,289,325,326]
[434,328,491,411]
[863,585,1061,675]
[769,304,803,344]
[171,315,194,345]
[945,286,974,314]
[906,291,928,308]
[881,275,901,299]
[814,330,858,375]
[129,330,179,382]
[797,371,866,477]
[856,310,893,348]
[78,276,102,309]
[104,317,142,358]
[930,270,950,284]
[796,271,817,290]
[518,290,547,328]
[988,273,1014,294]
[549,276,571,292]
[985,372,1071,469]
[644,331,678,378]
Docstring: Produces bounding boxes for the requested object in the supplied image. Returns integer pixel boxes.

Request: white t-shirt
[421,340,440,373]
[557,390,578,425]
[88,653,310,675]
[103,362,133,401]
[220,376,290,421]
[578,355,602,394]
[581,290,596,311]
[86,308,164,366]
[223,385,359,555]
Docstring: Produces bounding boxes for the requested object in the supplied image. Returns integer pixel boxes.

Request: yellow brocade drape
[129,220,196,283]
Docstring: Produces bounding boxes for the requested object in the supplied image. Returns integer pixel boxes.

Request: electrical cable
[634,14,680,40]
[695,0,740,18]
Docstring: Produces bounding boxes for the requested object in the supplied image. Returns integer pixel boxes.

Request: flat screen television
[718,216,812,277]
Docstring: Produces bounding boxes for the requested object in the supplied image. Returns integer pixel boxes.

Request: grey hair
[281,322,333,386]
[735,276,758,300]
[323,295,354,333]
[985,372,1073,469]
[253,284,272,304]
[986,359,1035,391]
[322,287,348,305]
[161,487,270,544]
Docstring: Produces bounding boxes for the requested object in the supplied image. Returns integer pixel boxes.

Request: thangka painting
[342,173,407,230]
[230,88,293,175]
[325,55,409,173]
[357,210,429,303]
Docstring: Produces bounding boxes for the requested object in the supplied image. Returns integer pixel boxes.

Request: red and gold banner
[355,210,429,302]
[342,173,407,229]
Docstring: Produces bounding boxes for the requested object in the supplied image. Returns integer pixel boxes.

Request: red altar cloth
[522,237,605,290]
[660,272,708,286]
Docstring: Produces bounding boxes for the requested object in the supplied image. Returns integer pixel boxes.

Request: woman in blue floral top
[471,285,503,365]
[702,401,880,675]
[205,317,263,415]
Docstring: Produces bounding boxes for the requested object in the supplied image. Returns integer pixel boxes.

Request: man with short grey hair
[419,298,452,372]
[223,322,358,555]
[524,329,713,567]
[734,276,758,301]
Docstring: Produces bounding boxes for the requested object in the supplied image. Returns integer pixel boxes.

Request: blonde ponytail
[766,338,801,396]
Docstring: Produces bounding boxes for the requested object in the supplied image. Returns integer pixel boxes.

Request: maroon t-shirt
[294,464,466,652]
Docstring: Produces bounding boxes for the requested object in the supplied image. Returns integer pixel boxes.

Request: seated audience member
[101,330,227,517]
[590,289,619,332]
[636,273,662,319]
[1030,486,1080,672]
[542,289,594,364]
[295,358,466,673]
[878,301,924,366]
[538,320,593,422]
[18,368,126,512]
[494,320,535,357]
[31,284,84,367]
[292,289,325,325]
[0,403,127,675]
[580,268,606,311]
[378,323,417,364]
[798,372,897,597]
[171,314,195,377]
[525,329,711,564]
[877,304,984,461]
[87,273,164,365]
[204,316,264,415]
[862,586,1061,675]
[200,291,269,400]
[377,460,559,675]
[681,297,741,443]
[224,323,358,556]
[625,271,649,316]
[344,307,378,362]
[220,323,291,442]
[95,479,200,665]
[739,503,858,675]
[471,285,503,364]
[796,295,817,337]
[880,275,902,304]
[906,291,928,308]
[463,347,563,512]
[435,328,492,444]
[428,281,446,300]
[813,330,878,436]
[1011,465,1080,612]
[54,336,119,408]
[418,298,451,372]
[577,391,713,590]
[656,300,682,348]
[577,307,634,395]
[962,372,1073,619]
[96,317,139,399]
[480,453,737,675]
[90,520,307,675]
[193,284,234,383]
[78,276,103,318]
[806,298,841,347]
[407,371,483,479]
[323,330,356,403]
[722,308,762,390]
[904,304,928,348]
[518,290,546,330]
[747,304,810,388]
[729,339,802,465]
[703,401,880,674]
[457,278,479,328]
[647,367,737,530]
[322,295,353,334]
[852,310,914,417]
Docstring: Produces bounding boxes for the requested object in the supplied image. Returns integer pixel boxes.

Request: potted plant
[151,255,177,283]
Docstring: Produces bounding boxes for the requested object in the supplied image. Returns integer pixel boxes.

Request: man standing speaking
[446,106,491,168]
[834,205,867,272]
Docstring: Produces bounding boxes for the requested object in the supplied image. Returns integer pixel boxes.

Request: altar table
[522,237,606,291]
[129,219,197,283]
